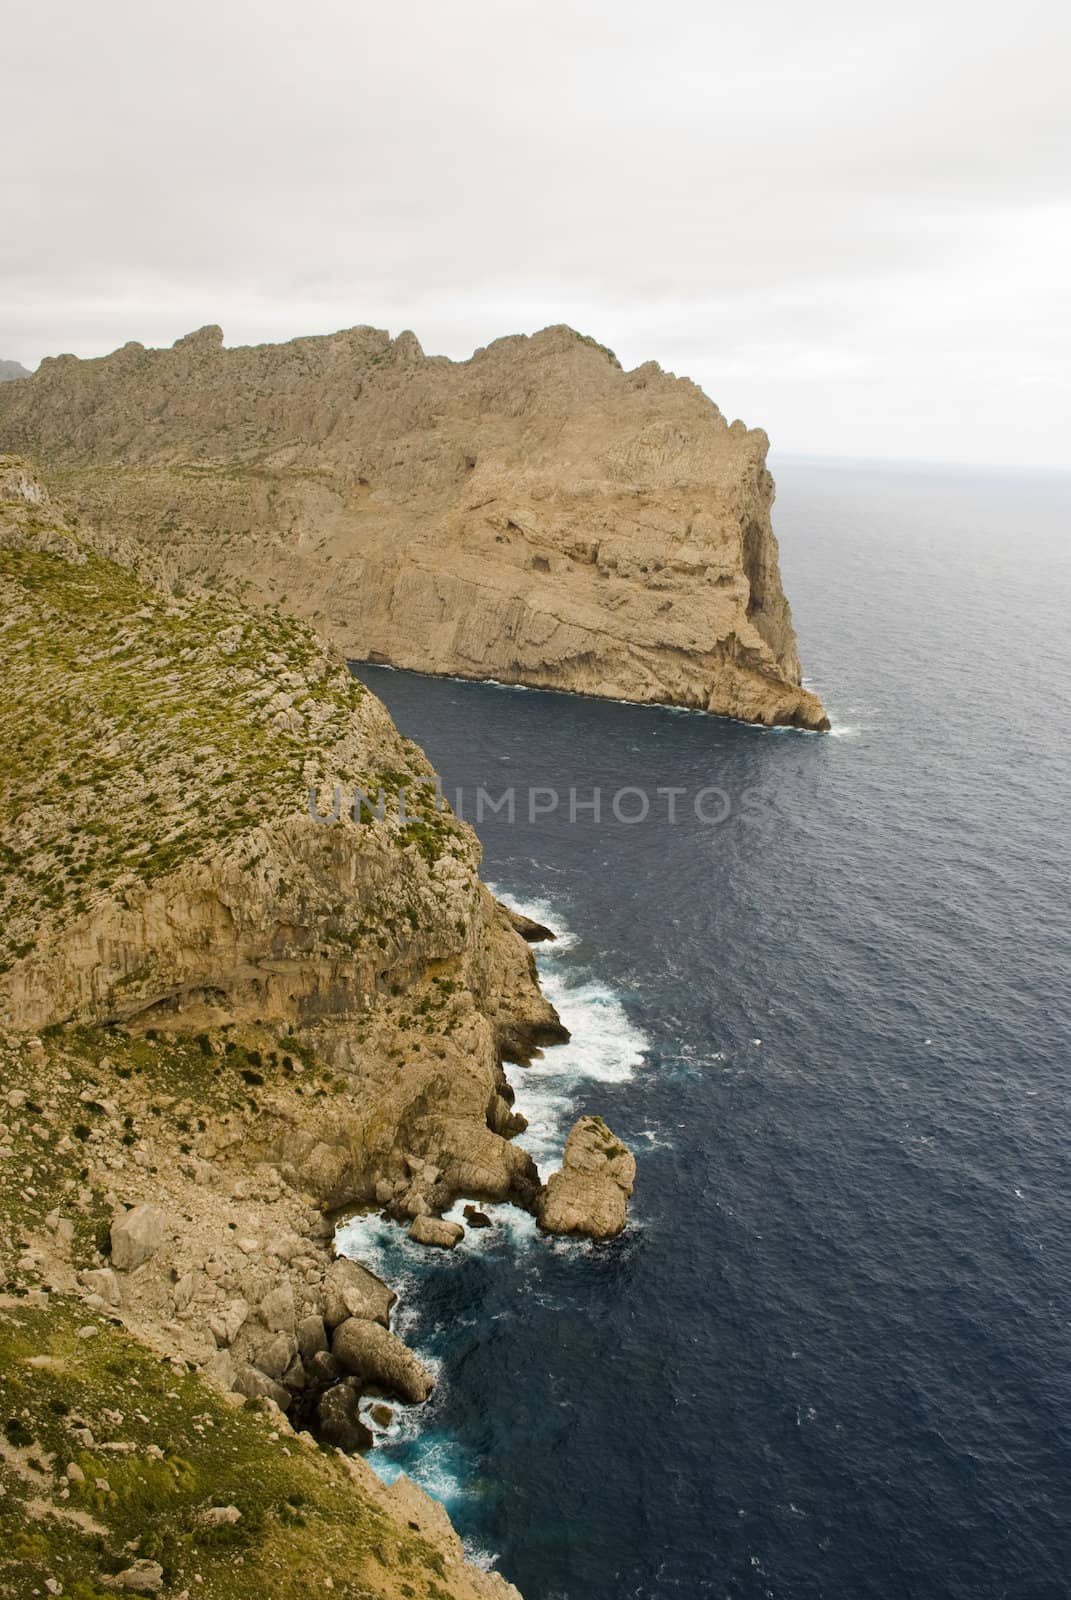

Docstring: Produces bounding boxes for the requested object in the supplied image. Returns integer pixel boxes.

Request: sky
[3,0,1069,469]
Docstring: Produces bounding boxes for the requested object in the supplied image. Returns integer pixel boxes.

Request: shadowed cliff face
[0,323,829,730]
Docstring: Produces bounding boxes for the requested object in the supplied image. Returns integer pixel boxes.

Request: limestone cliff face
[0,457,562,1218]
[1,457,552,1596]
[0,323,828,729]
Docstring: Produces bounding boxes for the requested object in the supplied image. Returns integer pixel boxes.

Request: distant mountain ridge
[0,358,30,382]
[0,322,828,729]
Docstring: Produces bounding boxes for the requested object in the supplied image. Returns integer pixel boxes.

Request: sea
[337,457,1071,1600]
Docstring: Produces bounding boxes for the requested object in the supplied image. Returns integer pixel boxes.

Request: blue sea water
[341,458,1071,1600]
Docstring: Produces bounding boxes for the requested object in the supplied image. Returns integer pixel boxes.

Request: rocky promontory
[0,322,828,729]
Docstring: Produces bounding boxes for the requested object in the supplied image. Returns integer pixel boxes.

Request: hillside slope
[0,456,607,1599]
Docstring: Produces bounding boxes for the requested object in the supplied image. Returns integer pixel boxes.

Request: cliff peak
[0,322,828,728]
[173,322,225,349]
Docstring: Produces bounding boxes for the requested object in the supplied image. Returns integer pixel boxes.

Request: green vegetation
[0,1300,467,1599]
[0,1024,336,1293]
[0,473,468,975]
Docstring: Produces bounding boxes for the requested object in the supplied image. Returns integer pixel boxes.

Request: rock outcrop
[538,1116,637,1239]
[0,455,562,1219]
[323,1256,396,1327]
[0,323,828,729]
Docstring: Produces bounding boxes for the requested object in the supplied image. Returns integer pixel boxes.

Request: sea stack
[538,1116,637,1240]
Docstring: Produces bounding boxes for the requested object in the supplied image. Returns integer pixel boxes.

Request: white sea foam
[440,1197,542,1248]
[827,703,879,739]
[486,887,649,1174]
[634,1125,675,1151]
[335,886,649,1520]
[485,884,578,952]
[365,1422,472,1508]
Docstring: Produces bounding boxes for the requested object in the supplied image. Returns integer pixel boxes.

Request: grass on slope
[0,1300,460,1600]
[0,487,458,975]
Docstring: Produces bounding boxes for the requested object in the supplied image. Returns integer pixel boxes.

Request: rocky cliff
[0,454,564,1216]
[0,323,828,729]
[0,458,632,1598]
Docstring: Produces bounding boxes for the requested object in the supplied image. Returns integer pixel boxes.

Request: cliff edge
[2,456,625,1598]
[0,323,828,729]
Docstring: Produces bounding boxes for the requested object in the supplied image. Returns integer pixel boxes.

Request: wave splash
[336,887,649,1516]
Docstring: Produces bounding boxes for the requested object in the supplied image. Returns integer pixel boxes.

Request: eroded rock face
[0,324,827,729]
[0,459,564,1223]
[538,1117,637,1240]
[0,458,579,1600]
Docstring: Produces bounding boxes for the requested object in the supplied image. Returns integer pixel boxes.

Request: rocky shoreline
[0,456,633,1598]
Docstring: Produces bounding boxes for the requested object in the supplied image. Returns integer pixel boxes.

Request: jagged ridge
[0,323,828,729]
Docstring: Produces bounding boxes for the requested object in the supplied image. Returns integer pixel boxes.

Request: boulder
[316,1380,373,1454]
[230,1364,291,1410]
[323,1256,395,1329]
[537,1116,636,1240]
[172,1271,195,1312]
[80,1267,121,1306]
[305,1349,341,1388]
[203,1349,236,1389]
[109,1205,169,1271]
[332,1318,434,1403]
[208,1298,249,1347]
[259,1281,296,1334]
[100,1560,164,1593]
[198,1505,241,1527]
[253,1330,297,1381]
[283,1354,307,1391]
[296,1312,329,1362]
[408,1215,464,1250]
[463,1205,492,1229]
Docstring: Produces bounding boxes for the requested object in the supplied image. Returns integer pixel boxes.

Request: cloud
[2,0,1069,467]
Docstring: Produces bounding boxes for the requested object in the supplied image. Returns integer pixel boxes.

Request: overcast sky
[4,0,1069,468]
